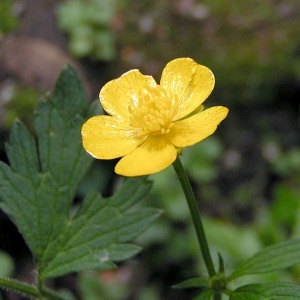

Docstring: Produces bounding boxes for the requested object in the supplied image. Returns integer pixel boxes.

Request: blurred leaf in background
[1,85,40,130]
[0,251,14,277]
[116,0,300,106]
[57,0,117,61]
[0,0,18,36]
[0,251,14,300]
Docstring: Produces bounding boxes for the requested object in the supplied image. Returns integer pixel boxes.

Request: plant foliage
[0,65,160,281]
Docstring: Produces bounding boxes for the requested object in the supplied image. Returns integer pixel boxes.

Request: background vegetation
[0,0,299,299]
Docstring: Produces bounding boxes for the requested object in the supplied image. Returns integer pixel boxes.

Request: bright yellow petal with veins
[100,70,157,119]
[169,106,229,148]
[115,136,177,176]
[81,116,145,159]
[160,58,215,120]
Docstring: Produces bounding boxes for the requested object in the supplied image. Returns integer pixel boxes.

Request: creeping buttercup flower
[82,58,229,176]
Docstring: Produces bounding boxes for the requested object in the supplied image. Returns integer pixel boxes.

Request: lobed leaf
[39,178,160,279]
[34,65,91,199]
[0,66,92,258]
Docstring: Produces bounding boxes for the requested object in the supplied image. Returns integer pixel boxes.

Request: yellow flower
[81,58,229,176]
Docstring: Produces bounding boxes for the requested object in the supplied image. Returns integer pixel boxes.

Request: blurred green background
[0,0,299,299]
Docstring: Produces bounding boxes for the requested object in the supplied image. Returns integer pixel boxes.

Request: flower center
[129,86,178,136]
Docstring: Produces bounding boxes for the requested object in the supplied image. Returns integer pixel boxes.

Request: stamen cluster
[129,86,178,136]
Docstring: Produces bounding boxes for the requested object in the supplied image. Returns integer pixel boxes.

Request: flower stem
[172,157,216,278]
[0,277,40,298]
[0,276,70,300]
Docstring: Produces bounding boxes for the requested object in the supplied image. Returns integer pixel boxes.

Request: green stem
[173,156,216,278]
[0,277,40,298]
[0,277,70,300]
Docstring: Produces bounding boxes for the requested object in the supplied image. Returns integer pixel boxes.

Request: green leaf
[229,282,300,300]
[39,178,160,279]
[271,183,300,226]
[173,277,209,289]
[0,65,92,259]
[194,289,213,300]
[228,239,300,280]
[218,252,225,273]
[0,65,160,279]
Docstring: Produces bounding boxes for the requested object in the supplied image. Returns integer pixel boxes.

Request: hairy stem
[0,277,39,298]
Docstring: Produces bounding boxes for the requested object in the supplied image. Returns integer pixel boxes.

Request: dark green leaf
[0,66,92,258]
[218,252,225,273]
[229,282,300,300]
[39,178,160,279]
[34,65,90,196]
[194,289,213,300]
[5,120,39,184]
[228,239,300,280]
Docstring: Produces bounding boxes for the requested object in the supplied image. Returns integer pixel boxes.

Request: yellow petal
[100,70,157,119]
[115,136,177,176]
[81,116,145,159]
[169,106,229,147]
[160,58,215,120]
